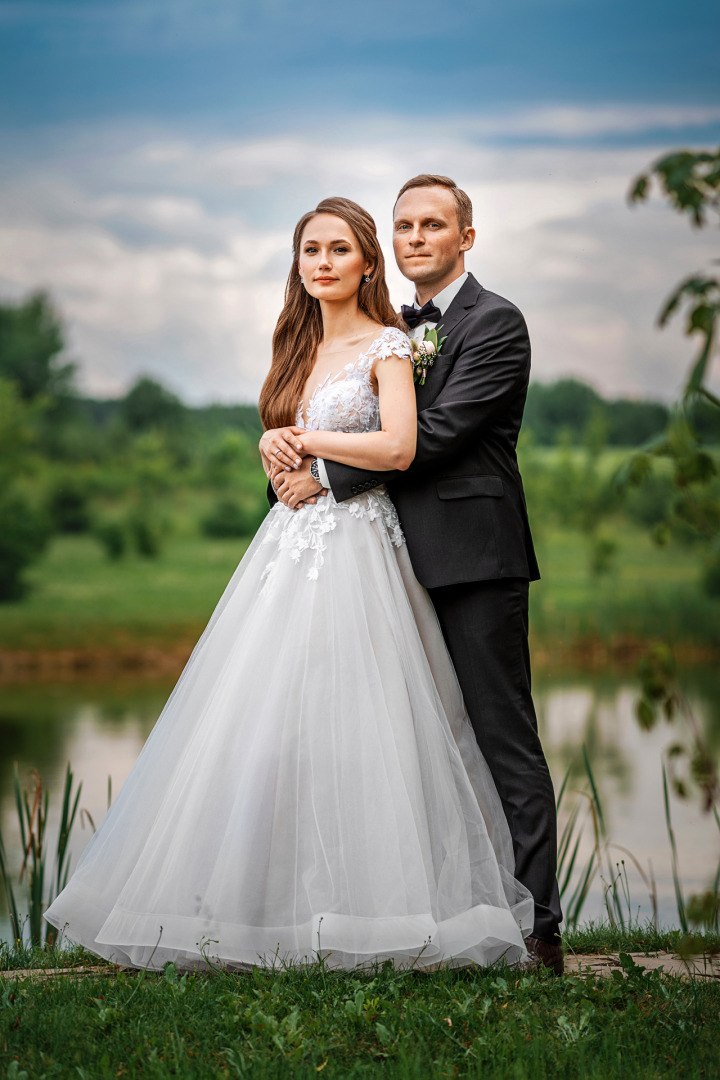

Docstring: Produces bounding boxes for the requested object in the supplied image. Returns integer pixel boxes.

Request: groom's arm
[324,300,530,502]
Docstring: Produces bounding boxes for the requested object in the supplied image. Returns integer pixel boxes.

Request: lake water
[1,667,719,944]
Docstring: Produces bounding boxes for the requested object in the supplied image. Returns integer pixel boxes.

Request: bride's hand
[260,449,281,481]
[259,426,308,471]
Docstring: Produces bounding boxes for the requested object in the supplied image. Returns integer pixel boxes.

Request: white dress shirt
[315,271,469,491]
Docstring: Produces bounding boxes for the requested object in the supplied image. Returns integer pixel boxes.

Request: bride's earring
[300,275,305,285]
[363,275,371,284]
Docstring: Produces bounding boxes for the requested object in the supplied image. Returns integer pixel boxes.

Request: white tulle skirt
[44,488,533,971]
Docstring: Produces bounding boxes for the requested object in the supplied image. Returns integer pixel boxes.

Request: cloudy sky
[1,0,718,403]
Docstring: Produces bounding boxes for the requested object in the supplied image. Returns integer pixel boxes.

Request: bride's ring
[274,449,281,456]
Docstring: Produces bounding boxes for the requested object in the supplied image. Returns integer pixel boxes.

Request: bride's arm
[296,352,417,471]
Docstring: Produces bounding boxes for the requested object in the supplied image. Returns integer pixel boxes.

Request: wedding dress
[44,326,533,971]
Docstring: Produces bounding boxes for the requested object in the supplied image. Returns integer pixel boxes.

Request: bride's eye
[304,246,317,254]
[334,246,349,254]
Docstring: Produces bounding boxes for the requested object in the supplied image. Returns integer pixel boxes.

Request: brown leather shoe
[522,936,564,976]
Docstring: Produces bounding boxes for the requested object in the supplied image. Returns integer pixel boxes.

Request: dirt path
[564,951,720,978]
[2,953,718,981]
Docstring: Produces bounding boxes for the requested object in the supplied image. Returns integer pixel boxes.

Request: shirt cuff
[316,458,331,491]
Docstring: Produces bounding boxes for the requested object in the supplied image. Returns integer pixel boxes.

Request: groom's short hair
[395,175,472,232]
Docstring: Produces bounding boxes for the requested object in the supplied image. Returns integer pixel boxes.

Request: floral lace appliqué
[261,488,405,588]
[261,498,338,588]
[262,327,410,584]
[298,326,412,433]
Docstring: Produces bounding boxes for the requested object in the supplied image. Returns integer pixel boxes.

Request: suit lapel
[415,273,483,407]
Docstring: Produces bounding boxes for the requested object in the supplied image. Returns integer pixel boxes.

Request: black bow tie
[401,300,442,329]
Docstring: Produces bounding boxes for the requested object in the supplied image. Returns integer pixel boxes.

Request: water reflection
[1,669,718,941]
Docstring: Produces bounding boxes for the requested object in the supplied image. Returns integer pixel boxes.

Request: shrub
[589,535,618,577]
[47,476,92,533]
[127,506,165,558]
[201,497,267,539]
[0,488,53,601]
[625,472,675,529]
[702,551,720,598]
[92,518,128,561]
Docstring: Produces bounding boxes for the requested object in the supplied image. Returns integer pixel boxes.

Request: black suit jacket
[269,273,539,590]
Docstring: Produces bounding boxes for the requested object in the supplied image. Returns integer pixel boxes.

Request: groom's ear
[459,227,475,253]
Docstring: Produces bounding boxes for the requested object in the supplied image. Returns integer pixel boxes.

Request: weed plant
[2,949,719,1079]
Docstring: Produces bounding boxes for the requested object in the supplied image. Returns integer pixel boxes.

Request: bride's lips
[314,277,338,282]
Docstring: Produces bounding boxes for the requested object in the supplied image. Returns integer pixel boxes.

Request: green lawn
[2,932,719,1079]
[0,534,250,651]
[0,519,717,654]
[530,524,719,649]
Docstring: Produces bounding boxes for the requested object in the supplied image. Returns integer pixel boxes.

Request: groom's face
[393,186,473,289]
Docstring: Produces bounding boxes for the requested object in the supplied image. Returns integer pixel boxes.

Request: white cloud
[467,105,720,138]
[0,118,716,403]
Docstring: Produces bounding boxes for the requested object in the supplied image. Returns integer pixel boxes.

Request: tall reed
[556,744,658,929]
[0,762,83,946]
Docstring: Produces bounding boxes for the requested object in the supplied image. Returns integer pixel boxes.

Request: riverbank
[1,636,718,684]
[1,526,717,677]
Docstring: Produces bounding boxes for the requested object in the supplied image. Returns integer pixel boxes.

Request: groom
[271,174,563,973]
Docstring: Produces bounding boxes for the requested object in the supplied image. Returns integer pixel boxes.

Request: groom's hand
[274,457,327,510]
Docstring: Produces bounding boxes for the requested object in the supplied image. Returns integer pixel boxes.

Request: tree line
[1,285,718,603]
[4,286,708,448]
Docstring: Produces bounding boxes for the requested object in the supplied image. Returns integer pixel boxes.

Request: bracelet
[310,457,320,483]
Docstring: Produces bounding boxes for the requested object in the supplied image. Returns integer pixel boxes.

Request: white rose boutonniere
[411,326,447,386]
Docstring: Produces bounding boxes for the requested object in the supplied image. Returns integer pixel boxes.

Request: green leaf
[636,698,656,731]
[686,337,714,396]
[376,1022,393,1046]
[629,174,649,203]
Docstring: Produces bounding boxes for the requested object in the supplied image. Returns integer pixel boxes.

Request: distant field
[530,524,718,651]
[0,510,717,656]
[0,532,249,651]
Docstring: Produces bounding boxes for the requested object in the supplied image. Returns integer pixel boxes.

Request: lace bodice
[262,326,412,585]
[297,326,412,433]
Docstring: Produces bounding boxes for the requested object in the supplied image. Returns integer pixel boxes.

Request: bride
[44,197,533,971]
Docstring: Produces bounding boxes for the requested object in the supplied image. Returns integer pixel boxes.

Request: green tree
[523,379,603,444]
[120,376,187,434]
[624,147,720,938]
[625,147,720,590]
[523,379,669,446]
[0,290,75,403]
[0,379,53,600]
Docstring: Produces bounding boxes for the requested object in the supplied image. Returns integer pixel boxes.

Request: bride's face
[298,214,372,303]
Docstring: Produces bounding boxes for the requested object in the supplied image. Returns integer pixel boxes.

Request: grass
[0,520,717,655]
[0,533,250,652]
[3,924,717,972]
[2,935,719,1079]
[529,524,719,651]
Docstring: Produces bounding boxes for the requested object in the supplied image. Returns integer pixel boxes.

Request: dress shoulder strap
[366,326,412,363]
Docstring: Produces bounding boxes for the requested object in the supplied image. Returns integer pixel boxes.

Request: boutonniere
[411,326,447,386]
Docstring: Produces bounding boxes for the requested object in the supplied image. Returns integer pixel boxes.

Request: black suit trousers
[427,577,563,942]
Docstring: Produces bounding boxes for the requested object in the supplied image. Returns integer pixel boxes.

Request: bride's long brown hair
[259,197,400,430]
